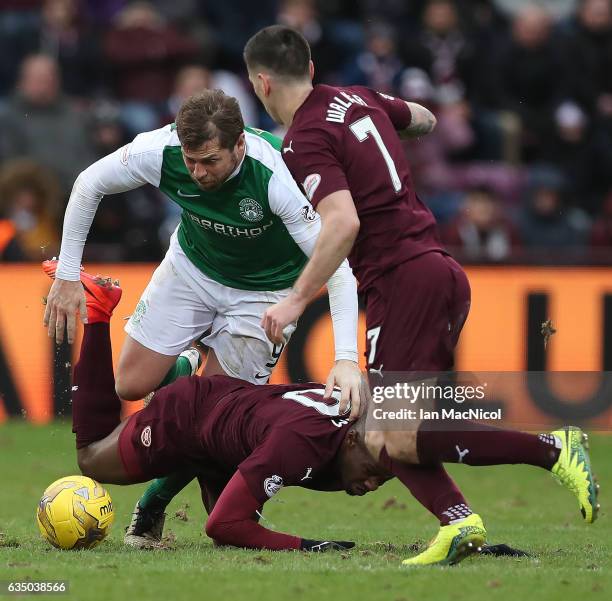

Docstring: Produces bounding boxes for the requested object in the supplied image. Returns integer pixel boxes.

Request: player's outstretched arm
[261,190,359,343]
[205,471,354,551]
[398,102,437,139]
[44,138,157,343]
[268,174,361,417]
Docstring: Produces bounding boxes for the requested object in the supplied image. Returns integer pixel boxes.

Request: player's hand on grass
[325,360,362,420]
[261,292,306,344]
[300,539,355,552]
[43,278,87,344]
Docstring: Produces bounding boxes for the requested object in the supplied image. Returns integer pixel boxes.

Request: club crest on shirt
[302,174,321,202]
[130,300,147,325]
[141,426,152,447]
[263,475,284,498]
[301,205,318,222]
[239,198,264,222]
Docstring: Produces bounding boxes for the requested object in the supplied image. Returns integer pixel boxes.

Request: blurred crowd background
[1,0,612,265]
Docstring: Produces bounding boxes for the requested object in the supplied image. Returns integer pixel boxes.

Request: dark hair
[175,89,244,150]
[244,25,311,79]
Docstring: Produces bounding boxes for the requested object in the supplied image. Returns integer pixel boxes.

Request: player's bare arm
[269,173,361,418]
[261,191,359,343]
[261,191,361,414]
[397,102,437,139]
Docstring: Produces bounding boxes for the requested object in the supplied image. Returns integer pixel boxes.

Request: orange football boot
[43,259,122,323]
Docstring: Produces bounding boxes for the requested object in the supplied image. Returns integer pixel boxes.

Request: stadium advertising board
[0,265,611,427]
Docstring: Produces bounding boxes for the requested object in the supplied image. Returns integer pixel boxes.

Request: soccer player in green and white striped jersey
[43,89,361,548]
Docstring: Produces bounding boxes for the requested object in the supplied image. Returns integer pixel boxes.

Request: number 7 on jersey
[349,116,402,193]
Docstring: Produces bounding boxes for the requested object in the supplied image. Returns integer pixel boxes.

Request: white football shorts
[124,233,295,383]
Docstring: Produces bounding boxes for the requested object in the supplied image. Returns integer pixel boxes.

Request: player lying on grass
[69,269,599,563]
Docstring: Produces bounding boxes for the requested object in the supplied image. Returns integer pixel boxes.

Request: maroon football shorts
[363,251,470,372]
[118,377,216,482]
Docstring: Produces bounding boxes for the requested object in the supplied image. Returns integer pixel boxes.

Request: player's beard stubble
[191,147,242,191]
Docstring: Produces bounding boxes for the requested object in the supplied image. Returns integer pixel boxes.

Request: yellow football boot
[550,427,600,523]
[402,513,487,566]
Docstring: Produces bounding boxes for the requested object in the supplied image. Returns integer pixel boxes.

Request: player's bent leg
[125,349,212,548]
[119,251,214,400]
[115,337,179,400]
[417,420,600,523]
[77,421,133,485]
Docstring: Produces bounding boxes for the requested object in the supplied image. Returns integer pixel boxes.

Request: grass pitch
[0,421,609,601]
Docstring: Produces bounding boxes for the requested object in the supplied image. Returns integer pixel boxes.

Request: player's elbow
[428,111,438,131]
[334,213,360,245]
[427,111,437,132]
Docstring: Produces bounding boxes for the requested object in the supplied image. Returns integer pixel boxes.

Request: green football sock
[138,353,199,512]
[138,471,195,513]
[158,353,195,389]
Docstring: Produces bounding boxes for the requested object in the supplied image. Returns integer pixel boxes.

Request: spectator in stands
[276,0,344,82]
[519,166,590,257]
[541,101,612,215]
[82,100,165,263]
[0,217,25,261]
[0,0,41,94]
[340,21,403,95]
[489,6,564,162]
[163,64,257,127]
[443,186,521,262]
[401,0,469,104]
[561,0,612,121]
[38,0,101,98]
[0,159,61,261]
[0,54,95,194]
[590,190,612,251]
[103,1,200,134]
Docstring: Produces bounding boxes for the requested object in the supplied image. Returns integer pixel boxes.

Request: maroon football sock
[417,420,560,470]
[379,448,472,525]
[72,322,121,449]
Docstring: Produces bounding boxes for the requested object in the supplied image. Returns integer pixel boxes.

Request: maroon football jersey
[126,375,352,505]
[282,84,445,291]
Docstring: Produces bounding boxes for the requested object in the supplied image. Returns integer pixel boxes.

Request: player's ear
[259,73,272,97]
[309,60,315,81]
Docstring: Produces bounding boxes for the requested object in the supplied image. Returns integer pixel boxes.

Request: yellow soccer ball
[36,475,114,550]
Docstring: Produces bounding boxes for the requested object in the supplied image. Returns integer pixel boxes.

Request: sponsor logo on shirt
[239,198,264,222]
[301,205,318,222]
[264,475,284,498]
[283,140,295,154]
[141,426,152,447]
[187,212,274,238]
[302,174,321,202]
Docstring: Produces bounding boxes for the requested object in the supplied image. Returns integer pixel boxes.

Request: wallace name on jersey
[325,91,367,123]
